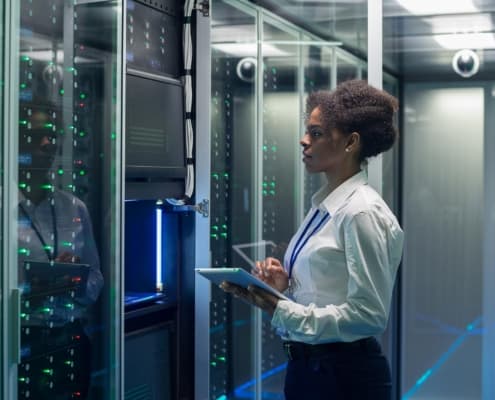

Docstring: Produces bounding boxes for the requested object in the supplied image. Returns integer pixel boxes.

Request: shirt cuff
[271,299,292,330]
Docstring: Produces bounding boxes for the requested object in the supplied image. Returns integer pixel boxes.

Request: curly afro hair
[306,80,399,161]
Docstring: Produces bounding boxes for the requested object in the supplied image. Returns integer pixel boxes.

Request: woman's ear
[345,132,361,153]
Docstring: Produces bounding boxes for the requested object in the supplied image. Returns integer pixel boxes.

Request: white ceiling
[247,0,495,80]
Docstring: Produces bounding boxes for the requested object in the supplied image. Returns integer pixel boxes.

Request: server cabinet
[3,1,123,399]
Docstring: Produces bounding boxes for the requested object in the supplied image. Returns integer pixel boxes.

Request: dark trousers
[283,337,392,400]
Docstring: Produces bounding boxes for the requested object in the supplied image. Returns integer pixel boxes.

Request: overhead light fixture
[426,14,492,35]
[212,43,289,58]
[434,32,495,49]
[397,0,477,15]
[452,49,480,78]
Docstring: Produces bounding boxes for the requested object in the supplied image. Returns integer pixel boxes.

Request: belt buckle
[284,342,294,361]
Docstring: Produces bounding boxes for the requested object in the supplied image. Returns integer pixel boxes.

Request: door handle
[12,288,21,364]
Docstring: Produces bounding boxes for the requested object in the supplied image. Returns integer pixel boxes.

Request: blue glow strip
[156,207,162,291]
[402,316,482,399]
[234,362,287,398]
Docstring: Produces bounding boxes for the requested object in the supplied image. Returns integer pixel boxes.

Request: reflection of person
[221,80,404,400]
[18,100,103,399]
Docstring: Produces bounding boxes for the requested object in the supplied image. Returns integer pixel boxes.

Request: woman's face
[300,107,349,176]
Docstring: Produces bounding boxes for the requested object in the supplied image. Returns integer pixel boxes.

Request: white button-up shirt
[271,170,404,344]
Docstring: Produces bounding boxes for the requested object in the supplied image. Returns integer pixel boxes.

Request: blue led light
[156,207,162,291]
[234,362,287,399]
[402,316,482,399]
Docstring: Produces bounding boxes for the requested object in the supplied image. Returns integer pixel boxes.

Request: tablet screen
[196,267,289,301]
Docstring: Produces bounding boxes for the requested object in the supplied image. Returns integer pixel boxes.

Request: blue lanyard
[288,209,331,279]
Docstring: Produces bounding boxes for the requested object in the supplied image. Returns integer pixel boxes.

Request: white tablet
[195,267,290,301]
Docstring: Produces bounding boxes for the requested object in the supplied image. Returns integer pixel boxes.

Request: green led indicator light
[222,224,228,230]
[62,241,73,247]
[269,190,276,195]
[65,303,74,309]
[21,55,31,62]
[19,182,27,189]
[42,307,52,313]
[80,93,86,99]
[212,173,219,180]
[44,123,53,128]
[212,225,219,231]
[79,170,86,176]
[67,67,75,72]
[20,313,27,318]
[79,131,86,137]
[271,146,277,152]
[20,83,27,89]
[272,67,277,73]
[59,89,65,95]
[41,184,53,190]
[270,182,276,187]
[42,368,53,375]
[65,360,73,366]
[211,362,217,367]
[218,356,226,362]
[263,182,268,188]
[19,377,26,382]
[223,173,229,178]
[19,120,28,125]
[111,132,116,140]
[211,234,218,239]
[58,169,64,175]
[43,245,52,251]
[220,233,228,238]
[262,190,268,196]
[18,248,30,255]
[262,145,268,152]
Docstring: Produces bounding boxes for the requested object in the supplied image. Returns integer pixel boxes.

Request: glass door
[5,1,123,398]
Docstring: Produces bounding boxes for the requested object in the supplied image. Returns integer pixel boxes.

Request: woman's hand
[219,281,279,316]
[253,257,289,293]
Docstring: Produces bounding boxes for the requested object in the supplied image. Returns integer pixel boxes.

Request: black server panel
[18,1,113,398]
[210,53,303,397]
[127,0,182,78]
[124,324,174,400]
[125,0,185,200]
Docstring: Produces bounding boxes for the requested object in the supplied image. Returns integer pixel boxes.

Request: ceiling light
[425,14,492,35]
[434,32,495,50]
[212,43,289,58]
[397,0,477,15]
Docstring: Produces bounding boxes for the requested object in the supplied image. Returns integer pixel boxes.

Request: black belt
[283,337,377,361]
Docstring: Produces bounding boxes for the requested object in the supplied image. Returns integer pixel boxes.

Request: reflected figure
[17,100,103,400]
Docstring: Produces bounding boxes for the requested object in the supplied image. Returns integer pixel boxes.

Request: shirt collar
[311,169,368,215]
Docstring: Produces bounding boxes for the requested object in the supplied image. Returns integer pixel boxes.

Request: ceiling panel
[250,0,495,80]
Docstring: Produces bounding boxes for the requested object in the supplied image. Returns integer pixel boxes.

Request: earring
[345,148,351,153]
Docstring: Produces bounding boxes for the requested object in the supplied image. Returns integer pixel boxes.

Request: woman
[221,79,404,399]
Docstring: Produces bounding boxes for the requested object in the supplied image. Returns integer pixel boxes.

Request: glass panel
[17,1,120,399]
[401,84,484,399]
[301,40,333,213]
[210,1,257,398]
[0,0,3,394]
[337,53,360,83]
[260,18,300,399]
